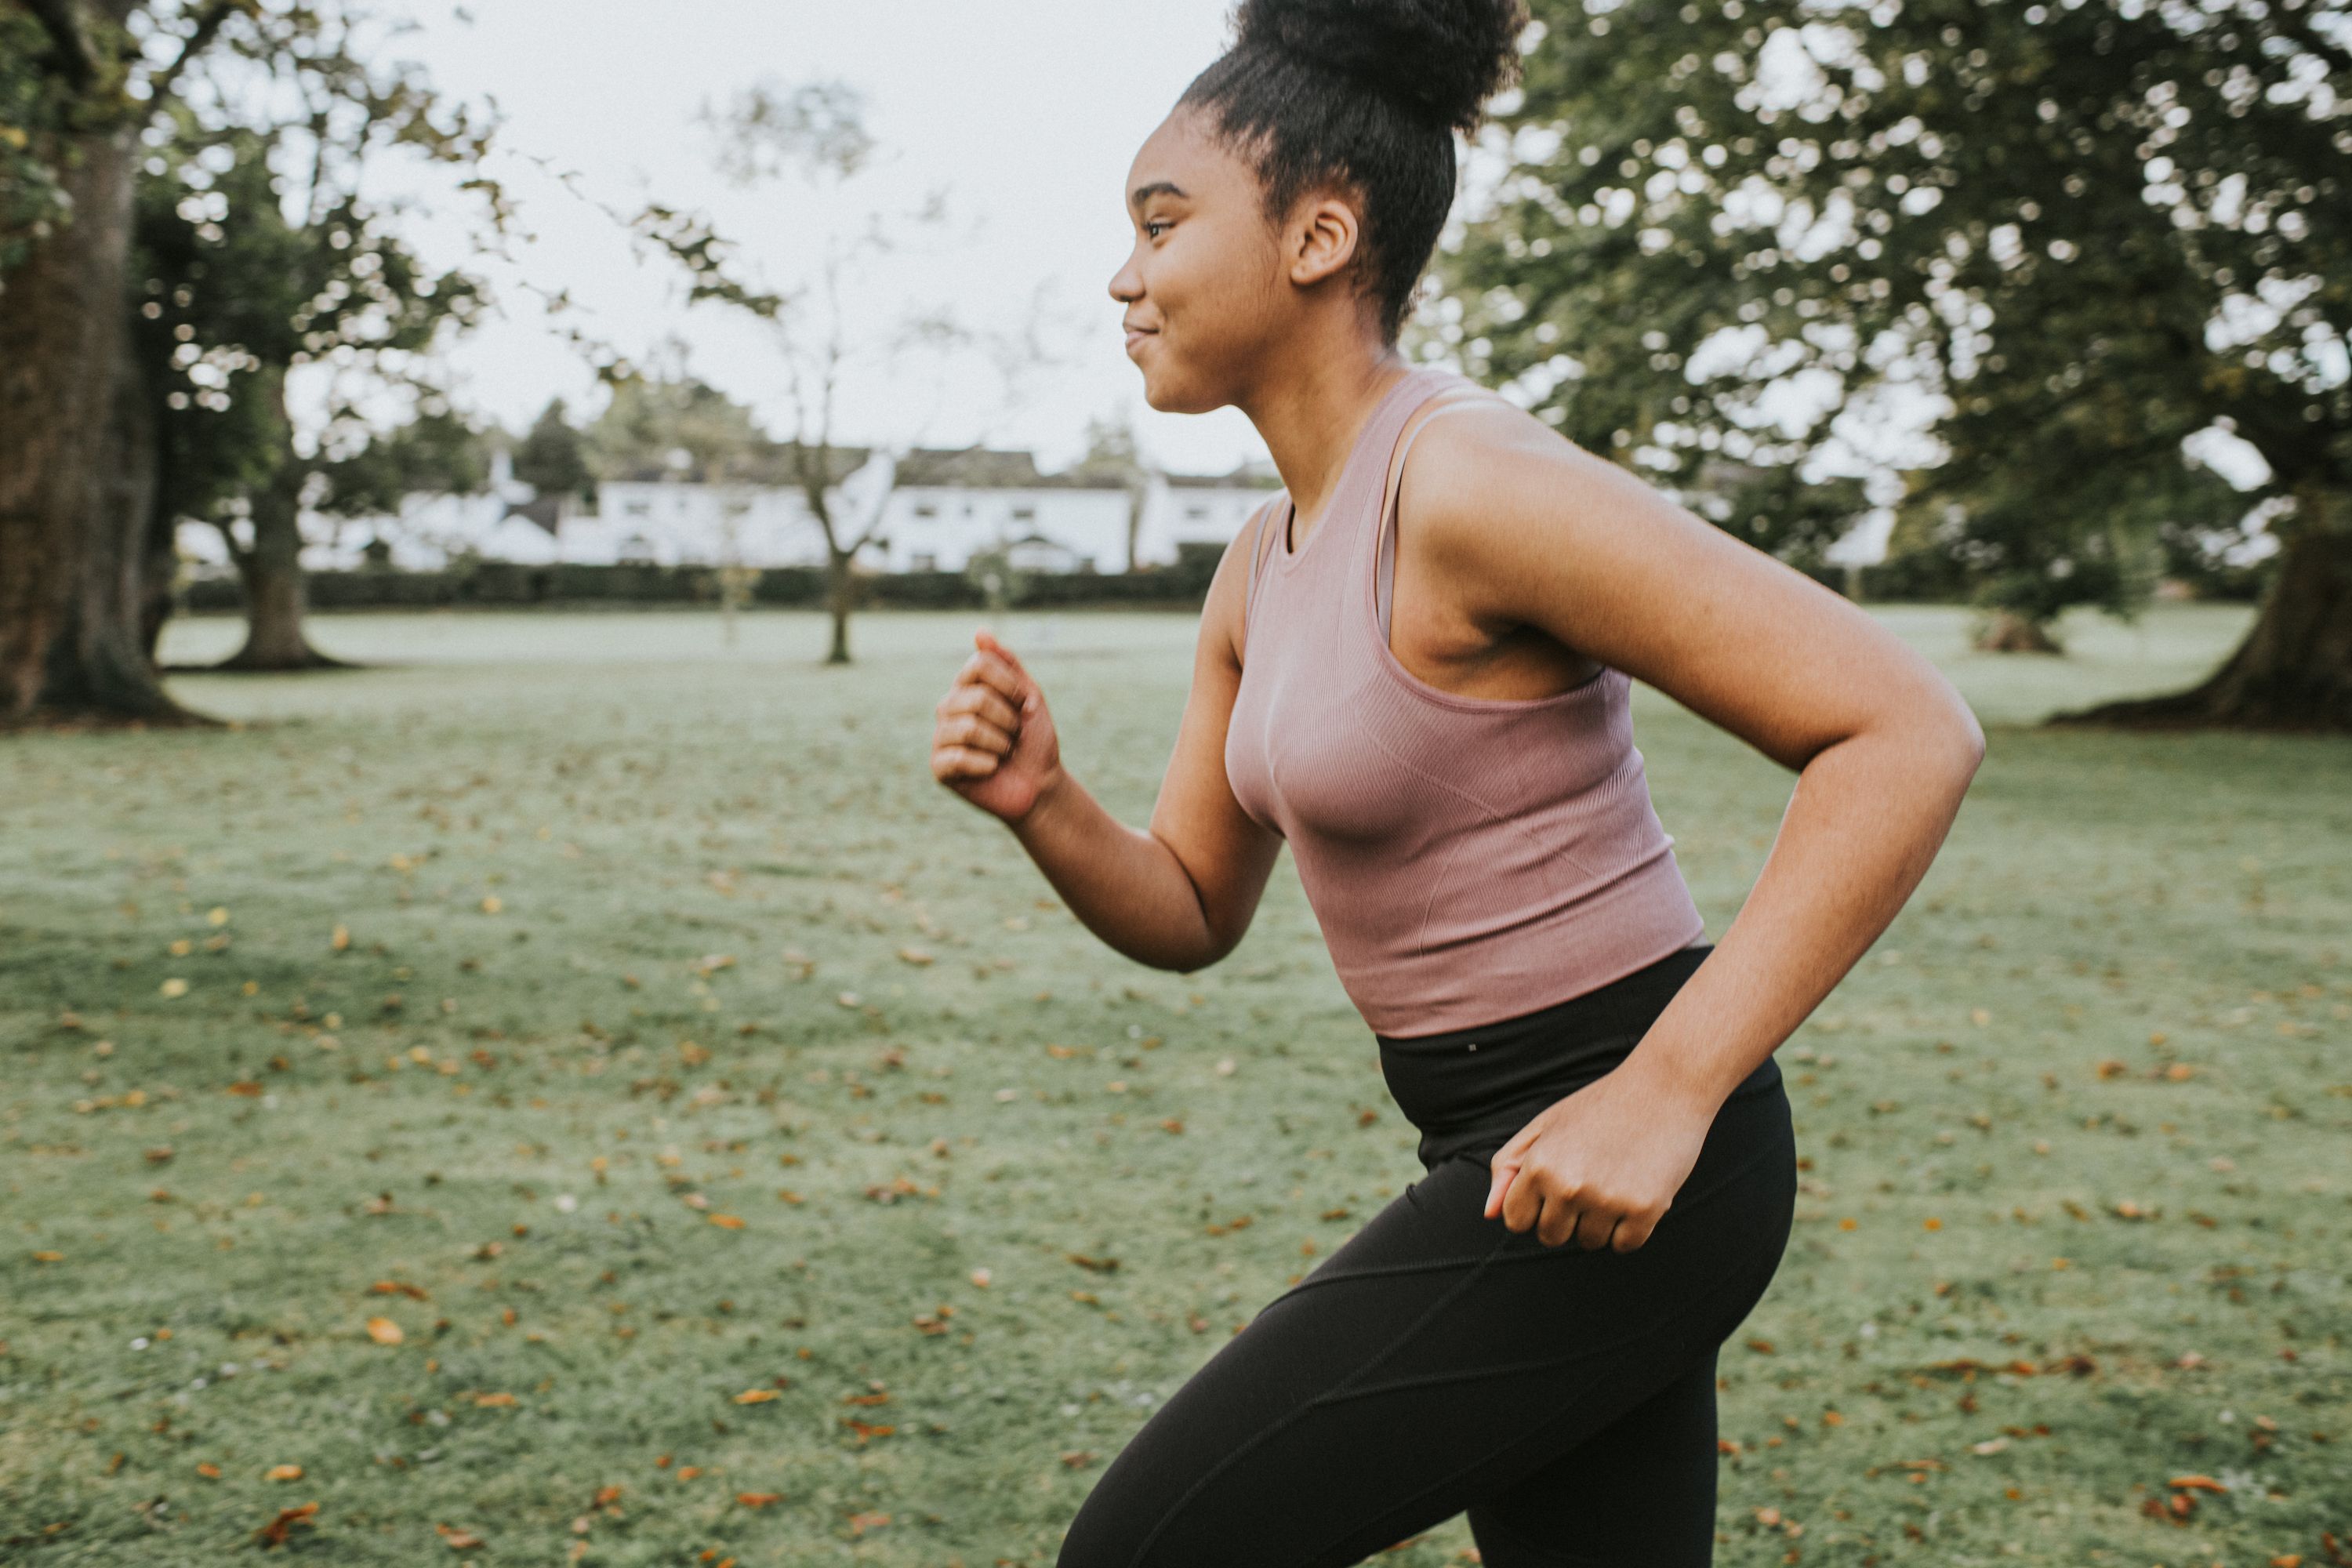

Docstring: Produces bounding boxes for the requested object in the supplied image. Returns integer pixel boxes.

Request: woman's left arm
[1399,405,1987,1247]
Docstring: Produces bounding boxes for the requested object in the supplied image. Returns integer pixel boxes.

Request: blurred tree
[314,405,492,517]
[634,74,1064,664]
[1441,0,2350,728]
[1,0,232,722]
[583,368,775,485]
[130,30,488,671]
[1,0,495,712]
[1069,408,1151,573]
[512,396,593,507]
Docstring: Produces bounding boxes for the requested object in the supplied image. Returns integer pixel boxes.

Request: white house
[177,438,1283,579]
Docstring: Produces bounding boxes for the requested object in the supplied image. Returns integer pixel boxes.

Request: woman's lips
[1123,328,1155,354]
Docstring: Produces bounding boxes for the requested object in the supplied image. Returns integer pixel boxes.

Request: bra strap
[1374,387,1518,644]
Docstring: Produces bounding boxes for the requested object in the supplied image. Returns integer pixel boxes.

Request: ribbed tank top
[1223,366,1708,1038]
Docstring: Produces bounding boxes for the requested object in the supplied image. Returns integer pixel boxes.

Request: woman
[929,2,1984,1562]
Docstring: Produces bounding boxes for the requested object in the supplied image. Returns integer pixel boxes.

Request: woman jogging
[928,2,1986,1562]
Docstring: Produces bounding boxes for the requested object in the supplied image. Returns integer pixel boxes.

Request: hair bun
[1232,0,1528,132]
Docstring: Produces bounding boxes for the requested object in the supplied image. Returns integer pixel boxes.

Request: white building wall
[873,485,1133,573]
[1131,477,1280,568]
[175,467,1284,579]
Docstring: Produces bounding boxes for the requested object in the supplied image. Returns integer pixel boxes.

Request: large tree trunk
[2046,524,2352,733]
[216,372,347,672]
[0,116,197,726]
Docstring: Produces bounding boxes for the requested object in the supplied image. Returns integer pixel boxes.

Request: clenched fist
[930,628,1063,825]
[1483,1058,1717,1252]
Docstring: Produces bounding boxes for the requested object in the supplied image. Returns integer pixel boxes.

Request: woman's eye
[1145,220,1170,239]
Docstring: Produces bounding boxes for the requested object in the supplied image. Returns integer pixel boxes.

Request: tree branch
[24,0,96,89]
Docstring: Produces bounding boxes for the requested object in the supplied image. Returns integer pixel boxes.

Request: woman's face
[1109,110,1294,414]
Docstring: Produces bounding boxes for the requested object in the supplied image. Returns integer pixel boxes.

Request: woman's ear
[1286,191,1363,288]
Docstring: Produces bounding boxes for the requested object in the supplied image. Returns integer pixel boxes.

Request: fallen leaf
[254,1501,318,1547]
[365,1316,404,1345]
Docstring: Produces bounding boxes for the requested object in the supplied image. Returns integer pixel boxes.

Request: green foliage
[315,407,493,517]
[123,22,492,542]
[0,7,69,273]
[129,111,487,533]
[1439,0,2350,626]
[512,396,593,505]
[585,372,781,484]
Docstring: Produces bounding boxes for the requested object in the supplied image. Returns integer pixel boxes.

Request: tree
[512,397,592,509]
[1069,409,1152,574]
[583,367,778,485]
[635,74,1064,664]
[1439,0,2351,729]
[2,0,494,714]
[1,0,230,724]
[132,25,488,671]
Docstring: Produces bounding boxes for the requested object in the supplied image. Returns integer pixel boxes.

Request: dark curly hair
[1175,0,1529,345]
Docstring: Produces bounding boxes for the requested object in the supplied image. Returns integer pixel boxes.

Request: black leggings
[1057,943,1797,1567]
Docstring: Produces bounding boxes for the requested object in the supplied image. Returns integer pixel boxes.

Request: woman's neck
[1240,348,1416,550]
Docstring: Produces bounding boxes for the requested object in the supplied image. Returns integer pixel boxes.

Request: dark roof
[503,495,564,535]
[894,447,1052,488]
[605,441,873,488]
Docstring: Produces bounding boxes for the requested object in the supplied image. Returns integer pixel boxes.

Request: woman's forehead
[1128,111,1232,194]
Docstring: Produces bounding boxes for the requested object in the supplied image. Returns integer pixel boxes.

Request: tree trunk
[826,550,854,665]
[1975,608,2063,653]
[216,372,346,672]
[0,117,195,725]
[2046,525,2352,733]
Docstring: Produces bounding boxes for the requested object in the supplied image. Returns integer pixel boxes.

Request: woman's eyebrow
[1129,180,1189,212]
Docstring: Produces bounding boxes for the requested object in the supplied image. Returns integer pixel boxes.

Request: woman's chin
[1137,365,1216,416]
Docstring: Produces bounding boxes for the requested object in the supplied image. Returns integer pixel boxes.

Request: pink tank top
[1223,366,1708,1038]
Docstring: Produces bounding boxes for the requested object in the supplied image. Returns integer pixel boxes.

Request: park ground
[2,602,2348,1566]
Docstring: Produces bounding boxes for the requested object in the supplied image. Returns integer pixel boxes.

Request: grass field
[3,601,2348,1566]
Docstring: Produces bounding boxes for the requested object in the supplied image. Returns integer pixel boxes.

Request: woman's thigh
[1055,1085,1796,1568]
[1465,1348,1722,1567]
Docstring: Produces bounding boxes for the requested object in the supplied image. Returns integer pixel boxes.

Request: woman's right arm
[928,514,1285,974]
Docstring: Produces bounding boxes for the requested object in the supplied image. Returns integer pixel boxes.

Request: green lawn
[3,601,2347,1566]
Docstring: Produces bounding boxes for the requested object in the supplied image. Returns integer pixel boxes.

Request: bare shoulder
[1396,401,1982,771]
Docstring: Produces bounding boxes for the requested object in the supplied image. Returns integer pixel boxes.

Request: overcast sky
[371,0,1306,477]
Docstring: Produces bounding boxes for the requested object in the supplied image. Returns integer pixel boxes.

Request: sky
[365,0,1289,477]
